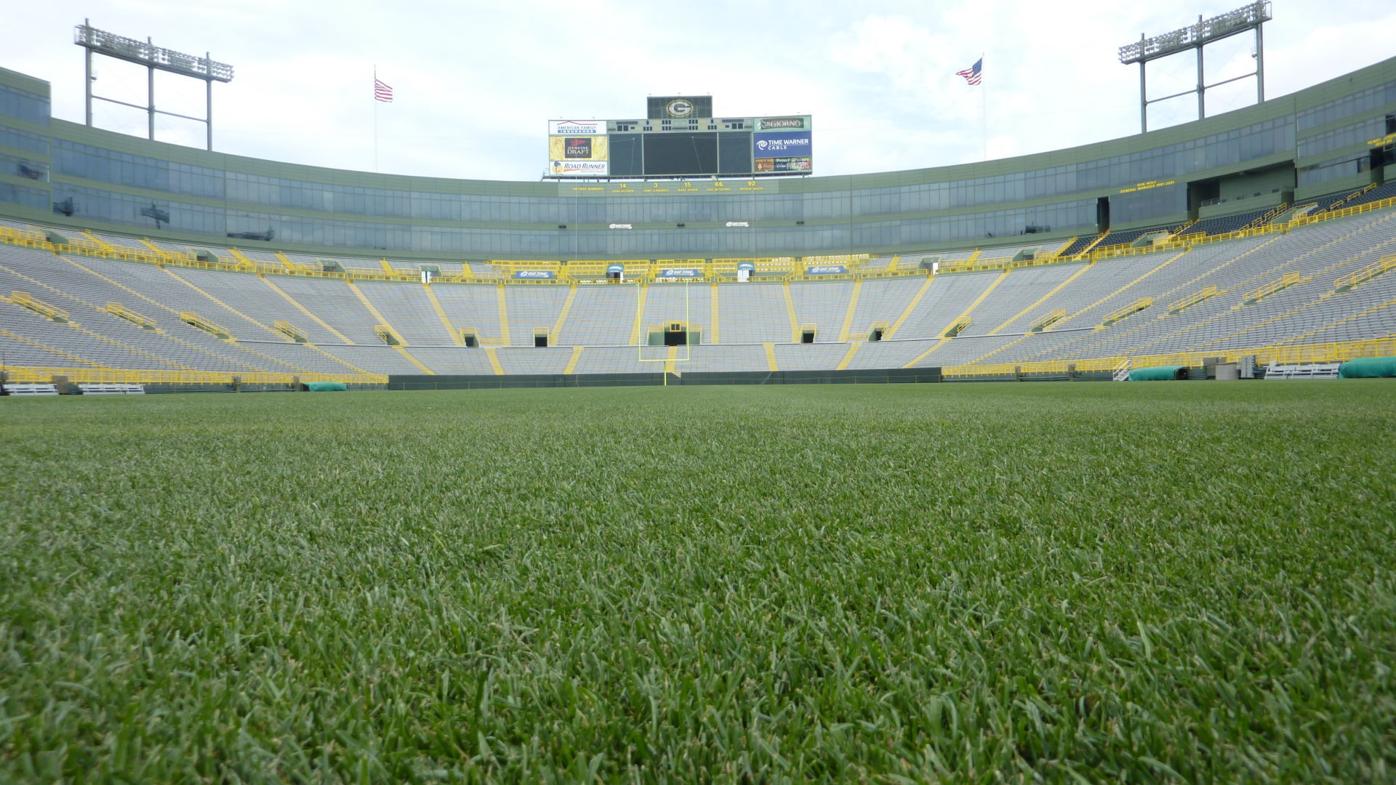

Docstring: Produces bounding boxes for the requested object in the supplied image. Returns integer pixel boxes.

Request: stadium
[3,4,1396,782]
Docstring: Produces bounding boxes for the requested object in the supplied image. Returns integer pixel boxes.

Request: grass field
[3,382,1395,783]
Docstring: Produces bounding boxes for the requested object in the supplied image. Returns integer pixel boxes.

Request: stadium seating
[1,197,1394,385]
[1182,206,1274,237]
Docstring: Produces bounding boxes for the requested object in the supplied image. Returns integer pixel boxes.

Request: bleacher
[1181,206,1273,238]
[2,197,1394,386]
[1345,181,1396,209]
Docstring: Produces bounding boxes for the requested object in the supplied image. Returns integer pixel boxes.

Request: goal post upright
[637,279,693,385]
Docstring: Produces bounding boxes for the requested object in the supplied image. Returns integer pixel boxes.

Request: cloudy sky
[6,1,1394,180]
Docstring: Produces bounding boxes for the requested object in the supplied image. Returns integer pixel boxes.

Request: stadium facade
[1,59,1393,260]
[0,59,1394,390]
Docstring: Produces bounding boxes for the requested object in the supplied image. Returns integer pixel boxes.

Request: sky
[5,0,1395,181]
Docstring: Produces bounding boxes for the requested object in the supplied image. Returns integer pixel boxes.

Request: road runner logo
[550,160,608,175]
[513,270,556,279]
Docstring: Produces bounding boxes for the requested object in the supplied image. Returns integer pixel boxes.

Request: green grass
[2,382,1395,783]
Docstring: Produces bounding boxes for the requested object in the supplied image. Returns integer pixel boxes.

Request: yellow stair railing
[105,302,159,330]
[1328,183,1375,211]
[1241,272,1306,305]
[1334,254,1396,292]
[179,311,232,339]
[1100,298,1152,328]
[273,320,309,343]
[1168,286,1221,314]
[10,291,71,322]
[1028,308,1067,332]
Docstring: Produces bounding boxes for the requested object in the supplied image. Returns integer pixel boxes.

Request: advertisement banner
[549,135,609,161]
[549,160,609,177]
[753,131,812,158]
[754,157,813,173]
[513,270,557,280]
[758,116,807,131]
[548,120,605,136]
[806,265,848,276]
[657,268,703,278]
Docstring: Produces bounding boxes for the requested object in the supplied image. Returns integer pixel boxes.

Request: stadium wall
[0,58,1393,260]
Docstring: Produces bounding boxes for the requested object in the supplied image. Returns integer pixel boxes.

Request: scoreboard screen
[547,101,811,179]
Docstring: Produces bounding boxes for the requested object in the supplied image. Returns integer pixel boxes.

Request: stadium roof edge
[4,55,1394,194]
[0,65,52,97]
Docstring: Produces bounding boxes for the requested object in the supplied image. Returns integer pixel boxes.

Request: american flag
[956,58,982,86]
[374,78,394,103]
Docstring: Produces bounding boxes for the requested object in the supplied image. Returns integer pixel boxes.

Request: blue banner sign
[806,265,848,275]
[513,270,556,280]
[752,131,812,158]
[658,268,703,278]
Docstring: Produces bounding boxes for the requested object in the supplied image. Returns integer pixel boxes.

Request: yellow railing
[373,324,403,346]
[1242,272,1305,304]
[273,319,308,343]
[2,366,386,385]
[2,195,1393,287]
[942,316,971,338]
[1028,308,1067,332]
[10,290,70,322]
[941,335,1396,378]
[105,302,158,330]
[1242,202,1289,232]
[179,311,231,339]
[1169,286,1221,313]
[1334,254,1396,291]
[1101,297,1152,327]
[1085,194,1396,265]
[1328,183,1375,211]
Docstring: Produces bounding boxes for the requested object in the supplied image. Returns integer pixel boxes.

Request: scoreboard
[548,96,811,179]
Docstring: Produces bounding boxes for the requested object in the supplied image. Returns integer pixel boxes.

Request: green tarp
[1129,365,1188,381]
[1339,356,1396,378]
[305,381,348,392]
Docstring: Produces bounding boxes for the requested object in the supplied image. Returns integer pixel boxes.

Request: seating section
[641,283,713,341]
[1058,233,1101,257]
[557,285,638,347]
[849,278,924,340]
[789,281,854,341]
[958,264,1084,336]
[357,281,456,346]
[716,283,789,344]
[1182,206,1272,238]
[505,286,570,346]
[1346,181,1396,209]
[2,204,1394,381]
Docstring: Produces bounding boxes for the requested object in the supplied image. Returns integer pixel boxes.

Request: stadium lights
[1119,2,1271,132]
[1118,2,1270,64]
[74,19,234,151]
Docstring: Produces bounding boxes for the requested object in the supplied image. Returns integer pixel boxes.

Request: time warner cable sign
[753,128,812,173]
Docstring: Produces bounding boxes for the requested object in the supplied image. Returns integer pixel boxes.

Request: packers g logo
[667,99,694,118]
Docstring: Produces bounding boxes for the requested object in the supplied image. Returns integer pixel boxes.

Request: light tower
[1119,2,1271,133]
[74,19,234,151]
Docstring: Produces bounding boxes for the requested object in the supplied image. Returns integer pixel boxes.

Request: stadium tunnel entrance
[647,322,700,346]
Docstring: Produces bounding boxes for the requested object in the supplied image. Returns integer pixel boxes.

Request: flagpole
[373,65,379,172]
[980,53,987,161]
